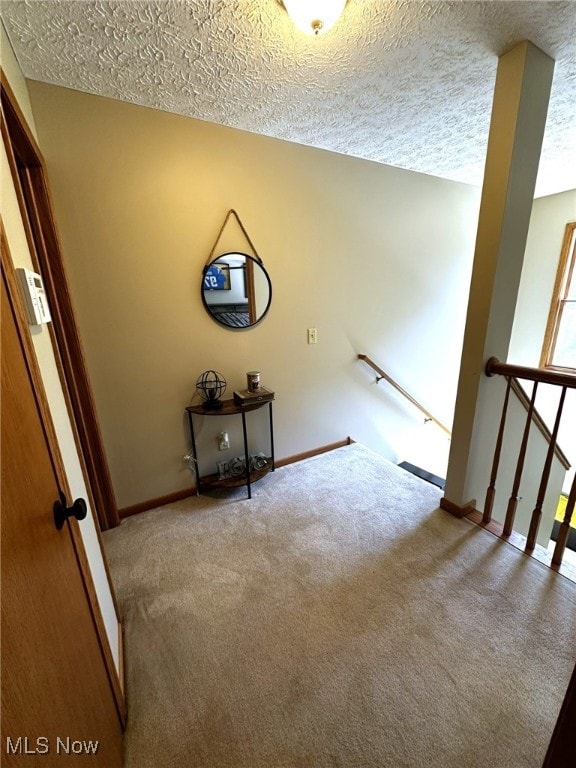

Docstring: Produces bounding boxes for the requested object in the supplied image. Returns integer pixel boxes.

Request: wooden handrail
[485,356,575,565]
[486,357,571,469]
[486,357,576,388]
[510,379,571,470]
[357,354,452,437]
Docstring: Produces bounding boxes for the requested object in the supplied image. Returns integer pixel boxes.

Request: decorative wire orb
[196,370,226,409]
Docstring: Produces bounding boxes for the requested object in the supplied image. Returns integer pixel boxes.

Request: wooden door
[1,264,123,766]
[542,661,576,767]
[1,73,119,530]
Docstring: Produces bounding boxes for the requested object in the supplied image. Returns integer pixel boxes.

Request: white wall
[510,191,576,366]
[510,190,576,495]
[27,81,482,510]
[462,190,575,542]
[0,23,120,673]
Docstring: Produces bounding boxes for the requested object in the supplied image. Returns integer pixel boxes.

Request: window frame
[540,221,576,373]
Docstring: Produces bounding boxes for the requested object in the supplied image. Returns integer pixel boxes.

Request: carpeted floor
[103,443,576,768]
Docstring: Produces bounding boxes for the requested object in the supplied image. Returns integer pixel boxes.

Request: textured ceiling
[2,1,575,197]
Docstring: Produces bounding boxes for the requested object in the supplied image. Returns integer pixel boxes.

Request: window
[541,222,576,372]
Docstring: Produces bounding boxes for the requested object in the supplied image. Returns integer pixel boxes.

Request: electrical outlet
[307,327,317,344]
[218,432,230,451]
[182,452,197,470]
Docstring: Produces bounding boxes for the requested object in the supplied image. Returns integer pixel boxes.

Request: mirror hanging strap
[205,209,264,267]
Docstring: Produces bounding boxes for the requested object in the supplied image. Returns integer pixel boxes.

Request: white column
[442,41,555,513]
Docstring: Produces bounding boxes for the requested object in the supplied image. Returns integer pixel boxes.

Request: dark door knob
[53,492,88,530]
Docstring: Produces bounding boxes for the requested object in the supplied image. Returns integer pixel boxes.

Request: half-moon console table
[185,398,275,499]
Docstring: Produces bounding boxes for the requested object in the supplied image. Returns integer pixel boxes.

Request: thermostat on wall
[16,268,52,325]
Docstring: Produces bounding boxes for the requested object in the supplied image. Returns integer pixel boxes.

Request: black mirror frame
[201,252,272,330]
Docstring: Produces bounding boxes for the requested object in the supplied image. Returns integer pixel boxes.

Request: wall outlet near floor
[218,431,230,451]
[307,327,317,344]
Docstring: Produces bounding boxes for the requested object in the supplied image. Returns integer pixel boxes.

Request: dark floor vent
[398,461,446,490]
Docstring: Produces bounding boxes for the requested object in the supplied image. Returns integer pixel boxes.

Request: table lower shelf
[199,458,273,490]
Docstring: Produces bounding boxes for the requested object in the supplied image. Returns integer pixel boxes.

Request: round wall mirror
[202,252,272,329]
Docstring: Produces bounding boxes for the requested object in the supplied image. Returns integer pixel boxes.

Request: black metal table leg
[187,410,200,495]
[241,408,251,499]
[269,401,275,471]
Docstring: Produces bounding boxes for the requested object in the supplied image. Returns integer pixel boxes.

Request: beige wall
[1,24,119,670]
[510,189,576,495]
[27,80,482,510]
[510,190,576,367]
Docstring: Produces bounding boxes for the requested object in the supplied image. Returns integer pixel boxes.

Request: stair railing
[357,354,452,437]
[484,357,575,566]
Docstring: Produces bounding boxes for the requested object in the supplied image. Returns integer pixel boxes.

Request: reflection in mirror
[202,252,272,329]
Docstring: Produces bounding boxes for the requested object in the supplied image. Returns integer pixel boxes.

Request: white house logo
[6,736,99,755]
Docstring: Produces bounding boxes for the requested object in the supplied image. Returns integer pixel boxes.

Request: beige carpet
[103,443,576,768]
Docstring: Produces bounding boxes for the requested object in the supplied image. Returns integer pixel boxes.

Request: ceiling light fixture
[282,0,347,36]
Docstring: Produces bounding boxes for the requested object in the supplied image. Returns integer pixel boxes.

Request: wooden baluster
[503,380,538,537]
[483,376,512,524]
[552,472,576,566]
[526,386,567,552]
